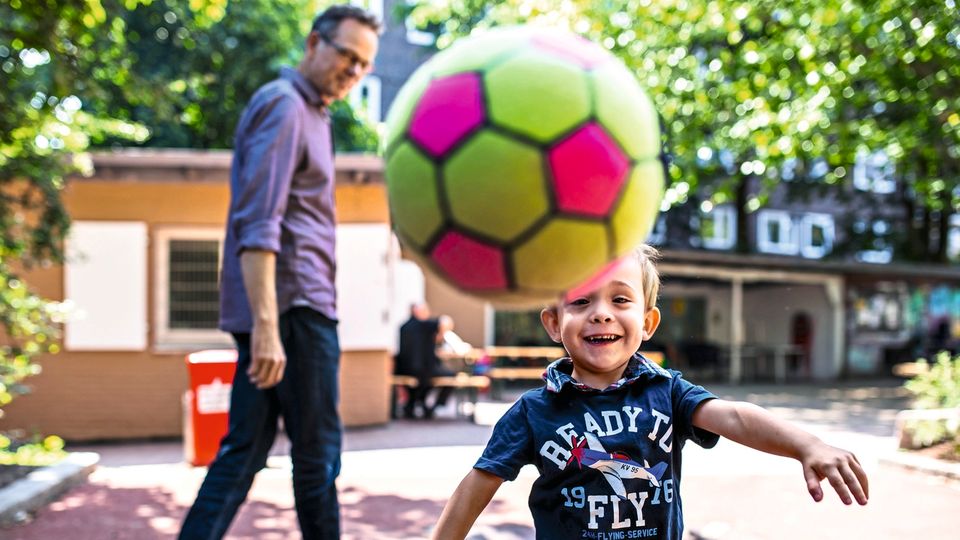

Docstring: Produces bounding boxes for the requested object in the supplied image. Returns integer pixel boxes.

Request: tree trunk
[735,175,750,254]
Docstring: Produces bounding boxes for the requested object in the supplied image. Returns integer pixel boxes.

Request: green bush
[903,352,960,455]
[0,432,66,467]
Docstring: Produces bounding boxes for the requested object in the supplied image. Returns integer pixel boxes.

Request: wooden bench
[485,352,666,398]
[390,373,490,421]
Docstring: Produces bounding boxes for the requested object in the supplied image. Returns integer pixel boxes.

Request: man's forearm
[240,250,279,325]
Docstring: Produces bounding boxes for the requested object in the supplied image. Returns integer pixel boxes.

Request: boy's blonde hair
[633,244,661,310]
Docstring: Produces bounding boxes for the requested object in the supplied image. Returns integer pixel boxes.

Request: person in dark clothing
[394,303,454,419]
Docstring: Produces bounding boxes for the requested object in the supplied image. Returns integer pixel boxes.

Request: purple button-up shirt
[219,67,338,332]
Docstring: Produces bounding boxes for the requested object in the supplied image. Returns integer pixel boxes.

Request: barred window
[154,228,231,349]
[168,240,220,329]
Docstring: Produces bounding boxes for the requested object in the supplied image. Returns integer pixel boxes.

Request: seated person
[394,303,455,419]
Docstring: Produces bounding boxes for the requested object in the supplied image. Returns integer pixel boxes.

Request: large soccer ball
[383,26,665,306]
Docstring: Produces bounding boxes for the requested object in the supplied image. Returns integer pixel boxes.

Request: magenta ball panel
[549,123,630,217]
[409,72,485,158]
[431,231,508,290]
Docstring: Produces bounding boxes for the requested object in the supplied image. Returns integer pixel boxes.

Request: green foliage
[408,0,960,259]
[905,351,960,409]
[0,0,155,417]
[0,432,67,466]
[0,0,378,418]
[86,0,379,152]
[903,352,960,452]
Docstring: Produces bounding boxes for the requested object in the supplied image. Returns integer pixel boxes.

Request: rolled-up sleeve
[231,93,303,254]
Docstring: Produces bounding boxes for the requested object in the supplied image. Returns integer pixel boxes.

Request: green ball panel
[486,53,592,143]
[431,29,531,77]
[383,66,433,154]
[592,63,661,160]
[385,142,443,248]
[443,132,548,242]
[611,161,666,254]
[514,219,609,292]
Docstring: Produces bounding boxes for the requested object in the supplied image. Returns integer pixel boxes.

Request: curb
[879,450,960,483]
[0,452,100,527]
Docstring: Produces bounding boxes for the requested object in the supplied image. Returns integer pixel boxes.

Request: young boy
[432,245,868,539]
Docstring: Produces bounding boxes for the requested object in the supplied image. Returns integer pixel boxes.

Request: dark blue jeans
[179,308,342,540]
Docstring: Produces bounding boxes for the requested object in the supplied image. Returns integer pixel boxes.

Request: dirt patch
[0,464,40,490]
[910,440,960,463]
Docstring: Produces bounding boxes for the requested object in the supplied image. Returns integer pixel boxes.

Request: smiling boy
[432,245,868,539]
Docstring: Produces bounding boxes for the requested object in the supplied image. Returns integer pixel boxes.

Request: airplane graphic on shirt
[567,432,668,499]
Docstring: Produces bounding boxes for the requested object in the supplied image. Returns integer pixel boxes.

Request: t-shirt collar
[280,66,325,108]
[544,352,672,393]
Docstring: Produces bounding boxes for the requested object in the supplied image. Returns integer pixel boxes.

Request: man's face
[300,19,379,105]
[541,257,660,387]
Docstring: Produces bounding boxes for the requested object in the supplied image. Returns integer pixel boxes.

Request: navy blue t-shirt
[475,354,719,540]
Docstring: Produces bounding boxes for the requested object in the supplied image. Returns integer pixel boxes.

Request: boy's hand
[799,442,869,505]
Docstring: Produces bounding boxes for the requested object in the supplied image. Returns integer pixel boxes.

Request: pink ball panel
[549,123,630,217]
[432,231,508,290]
[409,73,485,158]
[531,33,610,70]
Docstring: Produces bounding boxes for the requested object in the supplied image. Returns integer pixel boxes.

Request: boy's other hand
[799,442,869,505]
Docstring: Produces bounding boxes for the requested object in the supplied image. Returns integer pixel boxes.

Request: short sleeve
[474,398,535,481]
[670,372,720,449]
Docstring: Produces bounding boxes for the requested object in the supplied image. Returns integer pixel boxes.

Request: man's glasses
[320,34,373,72]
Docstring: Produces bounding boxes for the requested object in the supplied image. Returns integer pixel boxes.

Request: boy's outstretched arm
[432,468,504,540]
[692,399,869,506]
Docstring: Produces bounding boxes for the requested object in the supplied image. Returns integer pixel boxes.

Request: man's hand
[240,249,284,389]
[799,441,869,506]
[248,322,286,389]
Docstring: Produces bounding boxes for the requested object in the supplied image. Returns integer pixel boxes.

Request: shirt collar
[544,352,672,393]
[280,66,325,108]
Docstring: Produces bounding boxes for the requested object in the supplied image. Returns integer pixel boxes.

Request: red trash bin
[183,349,237,466]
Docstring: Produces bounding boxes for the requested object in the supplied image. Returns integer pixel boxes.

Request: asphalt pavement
[5,380,960,540]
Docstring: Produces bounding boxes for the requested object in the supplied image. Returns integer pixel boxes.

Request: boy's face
[541,257,661,388]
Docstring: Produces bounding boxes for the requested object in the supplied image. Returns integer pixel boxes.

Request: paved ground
[4,379,960,539]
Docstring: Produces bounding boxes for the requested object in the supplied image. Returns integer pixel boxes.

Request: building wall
[744,284,835,379]
[0,158,395,441]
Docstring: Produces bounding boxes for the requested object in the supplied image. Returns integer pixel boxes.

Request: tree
[87,0,378,152]
[0,0,229,417]
[1,0,379,417]
[408,0,960,261]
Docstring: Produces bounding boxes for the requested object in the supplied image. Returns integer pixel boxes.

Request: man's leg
[179,334,280,540]
[278,308,342,540]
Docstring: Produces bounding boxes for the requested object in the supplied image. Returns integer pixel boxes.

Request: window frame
[756,209,800,255]
[853,149,896,194]
[349,74,382,123]
[153,227,232,350]
[699,205,737,250]
[798,213,835,259]
[948,214,960,261]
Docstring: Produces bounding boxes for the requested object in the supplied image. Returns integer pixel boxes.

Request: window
[757,210,799,255]
[403,0,436,45]
[154,228,231,348]
[855,219,893,263]
[646,215,667,246]
[65,221,148,351]
[799,213,835,259]
[349,75,382,123]
[948,214,960,261]
[853,149,896,194]
[699,205,736,250]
